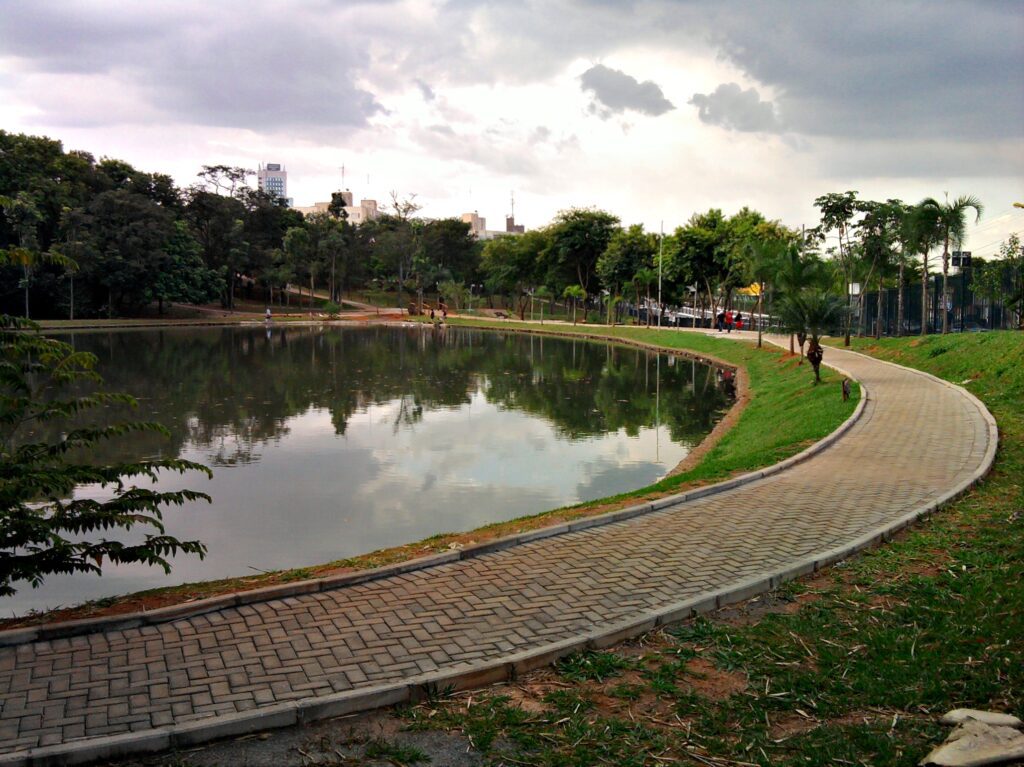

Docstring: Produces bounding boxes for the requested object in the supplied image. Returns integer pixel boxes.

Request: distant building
[462,211,522,239]
[257,163,289,204]
[461,211,487,237]
[293,190,379,224]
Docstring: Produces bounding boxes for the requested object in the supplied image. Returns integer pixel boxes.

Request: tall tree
[811,191,860,346]
[919,195,984,334]
[546,208,620,295]
[597,224,656,324]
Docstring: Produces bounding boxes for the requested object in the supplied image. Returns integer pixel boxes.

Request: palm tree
[774,242,825,354]
[778,289,846,383]
[919,195,984,334]
[562,284,586,325]
[631,267,658,327]
[910,204,942,335]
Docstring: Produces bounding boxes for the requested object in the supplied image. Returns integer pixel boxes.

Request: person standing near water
[265,307,271,322]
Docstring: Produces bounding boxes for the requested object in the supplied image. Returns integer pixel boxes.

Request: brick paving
[0,336,995,756]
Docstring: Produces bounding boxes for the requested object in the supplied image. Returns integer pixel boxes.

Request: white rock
[940,710,1023,729]
[921,719,1024,766]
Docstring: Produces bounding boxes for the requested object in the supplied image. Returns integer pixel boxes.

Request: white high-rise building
[257,163,289,203]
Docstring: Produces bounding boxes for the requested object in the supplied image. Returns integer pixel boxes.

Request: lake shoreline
[2,320,842,631]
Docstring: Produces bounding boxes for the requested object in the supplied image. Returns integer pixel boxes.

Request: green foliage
[546,207,620,294]
[557,651,638,682]
[0,314,210,596]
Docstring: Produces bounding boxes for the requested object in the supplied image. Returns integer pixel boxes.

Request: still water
[7,325,733,615]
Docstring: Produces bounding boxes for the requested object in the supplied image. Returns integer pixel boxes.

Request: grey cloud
[701,0,1024,141]
[579,64,674,118]
[689,83,780,133]
[0,2,382,129]
[414,79,436,101]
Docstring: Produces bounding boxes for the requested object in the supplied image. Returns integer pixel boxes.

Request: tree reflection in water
[44,325,732,469]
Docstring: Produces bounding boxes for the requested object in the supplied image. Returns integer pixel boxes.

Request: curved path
[0,335,997,765]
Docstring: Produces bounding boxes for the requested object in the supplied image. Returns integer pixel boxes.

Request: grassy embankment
[396,331,1022,767]
[3,323,854,628]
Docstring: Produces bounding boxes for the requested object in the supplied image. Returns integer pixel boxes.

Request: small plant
[556,650,637,682]
[364,737,430,764]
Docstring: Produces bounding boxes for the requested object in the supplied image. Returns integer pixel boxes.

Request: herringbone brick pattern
[0,339,993,754]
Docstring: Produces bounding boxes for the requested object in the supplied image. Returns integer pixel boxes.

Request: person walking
[725,309,733,333]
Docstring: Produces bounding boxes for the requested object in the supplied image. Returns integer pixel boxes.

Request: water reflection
[7,325,732,615]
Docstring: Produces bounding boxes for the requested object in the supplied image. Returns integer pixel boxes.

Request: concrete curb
[0,354,999,766]
[0,328,847,648]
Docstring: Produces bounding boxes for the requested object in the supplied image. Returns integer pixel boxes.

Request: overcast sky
[2,0,1023,256]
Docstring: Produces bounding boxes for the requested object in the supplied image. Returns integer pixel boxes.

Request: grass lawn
[3,322,855,628]
[396,330,1022,767]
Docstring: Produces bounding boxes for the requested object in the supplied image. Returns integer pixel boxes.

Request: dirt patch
[682,657,748,700]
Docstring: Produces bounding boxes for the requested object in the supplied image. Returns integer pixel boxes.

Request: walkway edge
[0,358,999,767]
[0,346,866,649]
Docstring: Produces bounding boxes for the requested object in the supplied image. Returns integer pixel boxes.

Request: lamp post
[657,220,664,328]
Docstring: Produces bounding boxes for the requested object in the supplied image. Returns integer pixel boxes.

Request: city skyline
[1,1,1022,257]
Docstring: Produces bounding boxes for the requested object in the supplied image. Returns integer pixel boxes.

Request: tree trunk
[896,259,904,337]
[921,252,929,335]
[941,237,951,334]
[807,340,823,382]
[875,279,884,339]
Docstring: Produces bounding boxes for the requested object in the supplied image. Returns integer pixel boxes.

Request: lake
[6,324,733,616]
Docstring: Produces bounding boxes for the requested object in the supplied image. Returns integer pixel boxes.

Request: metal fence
[854,271,1021,336]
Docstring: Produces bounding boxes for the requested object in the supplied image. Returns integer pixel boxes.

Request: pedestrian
[265,307,271,322]
[725,310,733,333]
[736,313,744,331]
[716,310,725,332]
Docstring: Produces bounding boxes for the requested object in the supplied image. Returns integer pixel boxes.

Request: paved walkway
[0,335,996,762]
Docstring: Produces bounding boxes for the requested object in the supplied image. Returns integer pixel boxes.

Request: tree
[777,289,846,383]
[147,222,223,313]
[631,268,658,327]
[481,231,546,320]
[546,208,620,295]
[811,191,860,346]
[665,209,736,320]
[0,193,44,318]
[919,195,984,334]
[854,200,901,339]
[196,165,252,197]
[909,203,943,335]
[437,279,468,312]
[563,284,586,325]
[0,313,211,596]
[597,224,655,324]
[974,233,1023,329]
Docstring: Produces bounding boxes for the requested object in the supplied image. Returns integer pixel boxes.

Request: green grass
[402,329,1023,767]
